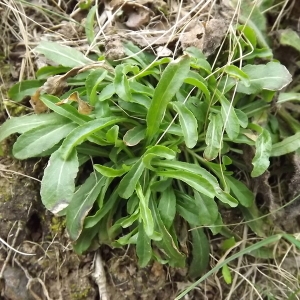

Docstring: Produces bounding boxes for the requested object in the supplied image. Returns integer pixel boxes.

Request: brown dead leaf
[124,3,153,29]
[30,89,48,114]
[57,91,93,115]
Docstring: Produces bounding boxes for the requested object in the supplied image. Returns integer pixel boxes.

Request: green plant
[0,20,295,279]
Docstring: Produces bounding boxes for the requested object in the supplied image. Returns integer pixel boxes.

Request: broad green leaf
[118,159,145,199]
[98,83,115,101]
[60,117,127,159]
[188,228,209,278]
[222,264,232,284]
[85,6,97,44]
[194,191,218,224]
[136,223,152,267]
[158,187,176,229]
[220,98,240,140]
[123,126,146,146]
[271,132,300,156]
[66,172,106,240]
[251,128,272,177]
[8,80,43,102]
[36,66,71,79]
[86,69,108,105]
[34,41,93,67]
[237,62,292,94]
[136,183,154,237]
[114,65,133,102]
[13,122,77,159]
[204,113,223,161]
[94,164,128,177]
[0,113,68,142]
[279,29,300,53]
[225,176,254,207]
[224,65,250,87]
[146,55,190,142]
[156,170,215,198]
[40,94,92,125]
[150,198,185,267]
[41,148,79,213]
[171,102,198,148]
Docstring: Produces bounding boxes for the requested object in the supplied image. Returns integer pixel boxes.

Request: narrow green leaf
[34,41,93,67]
[235,109,248,128]
[136,223,152,267]
[98,83,115,101]
[226,176,254,207]
[66,172,106,240]
[220,98,240,140]
[184,76,210,101]
[60,117,127,159]
[156,170,215,198]
[13,122,77,159]
[8,80,43,102]
[271,132,300,157]
[85,6,97,44]
[86,69,108,105]
[204,113,223,161]
[237,62,292,94]
[0,113,68,142]
[188,228,209,278]
[118,159,145,199]
[123,126,146,146]
[94,164,128,177]
[36,66,71,80]
[150,198,185,267]
[114,65,133,102]
[224,65,250,87]
[41,148,79,213]
[278,92,300,104]
[146,55,190,142]
[40,94,92,125]
[171,102,198,148]
[222,264,232,284]
[158,187,176,229]
[73,226,99,254]
[136,184,154,237]
[185,47,212,73]
[251,128,272,177]
[194,191,218,224]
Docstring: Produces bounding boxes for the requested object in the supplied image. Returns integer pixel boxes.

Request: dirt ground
[1,0,300,299]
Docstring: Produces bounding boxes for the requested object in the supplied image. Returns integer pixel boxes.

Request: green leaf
[66,172,106,240]
[204,113,223,161]
[158,187,176,229]
[278,92,300,104]
[251,127,272,177]
[136,223,152,267]
[271,132,300,156]
[237,62,292,94]
[34,41,93,67]
[118,159,145,199]
[150,198,185,267]
[98,83,115,101]
[171,102,198,148]
[40,94,92,125]
[13,122,77,159]
[194,191,218,224]
[184,76,210,101]
[156,170,215,198]
[220,98,240,140]
[123,126,146,146]
[222,264,232,284]
[136,184,154,237]
[73,226,99,254]
[60,117,127,159]
[36,66,71,80]
[41,148,79,213]
[188,228,209,278]
[224,65,250,87]
[114,65,133,102]
[94,164,128,177]
[185,47,211,73]
[0,113,68,142]
[279,29,300,53]
[8,80,43,102]
[86,69,108,105]
[85,6,97,44]
[225,176,254,207]
[146,55,190,143]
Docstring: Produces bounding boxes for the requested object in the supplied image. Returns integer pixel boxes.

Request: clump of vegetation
[2,0,300,298]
